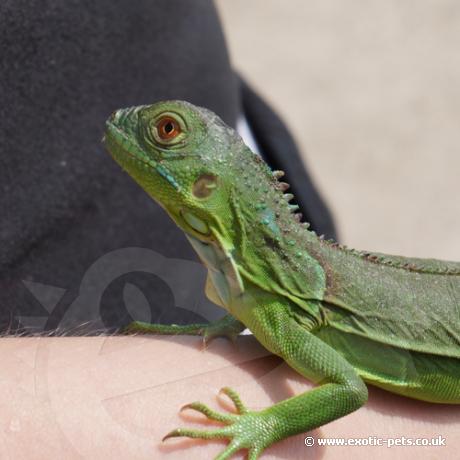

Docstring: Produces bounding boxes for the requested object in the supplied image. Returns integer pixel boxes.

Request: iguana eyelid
[149,110,188,147]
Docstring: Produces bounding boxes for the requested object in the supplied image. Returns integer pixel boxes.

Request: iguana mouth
[104,121,150,166]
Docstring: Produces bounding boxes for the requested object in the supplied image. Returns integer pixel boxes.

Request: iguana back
[310,243,460,359]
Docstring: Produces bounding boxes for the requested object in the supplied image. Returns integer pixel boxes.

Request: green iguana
[103,100,460,459]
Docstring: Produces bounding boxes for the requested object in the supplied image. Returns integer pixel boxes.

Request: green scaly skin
[103,100,460,459]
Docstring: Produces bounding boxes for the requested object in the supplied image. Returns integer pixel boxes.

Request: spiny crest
[317,236,460,275]
[270,169,305,225]
[357,252,460,275]
[267,163,458,276]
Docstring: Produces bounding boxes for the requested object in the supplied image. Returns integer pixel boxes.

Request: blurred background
[216,0,459,260]
[1,1,458,335]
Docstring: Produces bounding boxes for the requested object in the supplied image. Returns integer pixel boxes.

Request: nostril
[109,110,123,125]
[108,107,140,130]
[109,109,127,125]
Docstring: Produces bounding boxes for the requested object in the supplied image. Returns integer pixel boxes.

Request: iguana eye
[144,110,188,148]
[156,116,181,140]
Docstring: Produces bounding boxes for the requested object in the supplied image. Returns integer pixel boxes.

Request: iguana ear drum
[192,174,218,198]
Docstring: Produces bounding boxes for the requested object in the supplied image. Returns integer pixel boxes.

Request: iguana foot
[163,387,278,460]
[199,316,245,344]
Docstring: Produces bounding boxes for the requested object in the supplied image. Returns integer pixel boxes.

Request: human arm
[0,335,456,459]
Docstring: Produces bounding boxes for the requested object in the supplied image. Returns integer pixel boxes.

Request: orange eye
[156,116,181,140]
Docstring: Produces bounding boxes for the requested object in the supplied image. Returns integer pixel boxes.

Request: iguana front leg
[124,271,245,342]
[123,313,245,343]
[163,304,368,459]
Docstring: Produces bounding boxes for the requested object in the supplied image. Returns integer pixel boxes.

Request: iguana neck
[207,145,327,301]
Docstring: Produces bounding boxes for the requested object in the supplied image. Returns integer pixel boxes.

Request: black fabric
[0,0,337,334]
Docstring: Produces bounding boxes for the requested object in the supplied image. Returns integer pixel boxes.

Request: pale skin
[0,335,457,459]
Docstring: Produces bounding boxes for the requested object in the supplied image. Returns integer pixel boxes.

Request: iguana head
[104,100,273,242]
[104,100,326,301]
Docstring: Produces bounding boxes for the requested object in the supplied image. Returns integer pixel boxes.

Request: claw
[180,403,195,412]
[202,327,239,347]
[163,427,227,442]
[181,401,236,423]
[162,429,181,442]
[162,388,273,459]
